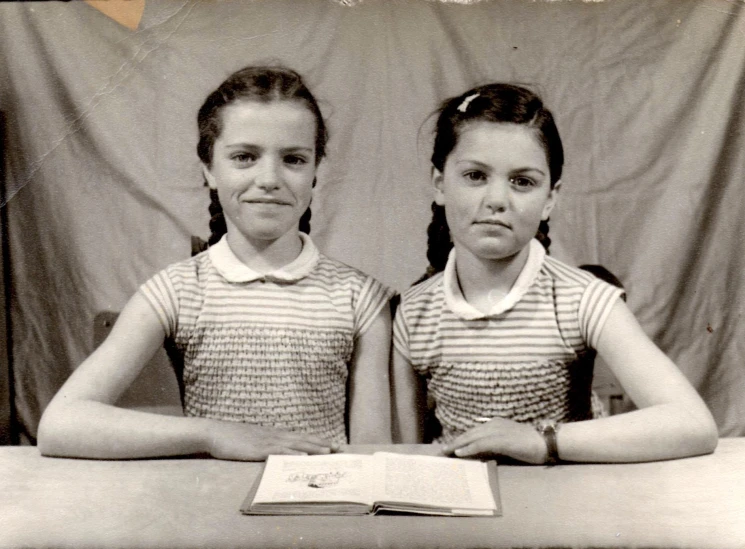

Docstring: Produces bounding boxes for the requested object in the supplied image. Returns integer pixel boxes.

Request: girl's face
[434,121,559,264]
[203,100,317,246]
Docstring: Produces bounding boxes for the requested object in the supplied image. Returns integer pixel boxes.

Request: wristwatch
[536,420,561,465]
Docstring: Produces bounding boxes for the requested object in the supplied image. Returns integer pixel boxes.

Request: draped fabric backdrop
[1,0,743,441]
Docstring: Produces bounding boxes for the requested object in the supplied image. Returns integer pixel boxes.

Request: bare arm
[37,292,335,460]
[556,298,718,462]
[391,349,425,443]
[348,308,392,443]
[445,299,718,463]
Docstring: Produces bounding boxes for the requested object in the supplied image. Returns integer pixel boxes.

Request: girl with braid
[392,83,717,463]
[39,66,394,461]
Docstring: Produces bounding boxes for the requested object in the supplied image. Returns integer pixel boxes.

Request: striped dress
[393,240,624,443]
[140,234,393,444]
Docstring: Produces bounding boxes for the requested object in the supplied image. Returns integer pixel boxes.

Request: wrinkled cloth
[1,0,744,440]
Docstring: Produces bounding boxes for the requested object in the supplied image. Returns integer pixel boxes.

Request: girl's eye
[510,176,536,188]
[463,171,487,183]
[285,155,309,166]
[231,152,256,164]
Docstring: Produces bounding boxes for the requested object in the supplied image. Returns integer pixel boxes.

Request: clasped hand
[441,417,548,464]
[205,420,338,461]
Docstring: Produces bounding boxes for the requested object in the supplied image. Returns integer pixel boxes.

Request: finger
[434,443,448,456]
[442,430,481,455]
[276,430,333,448]
[446,432,496,456]
[453,439,493,458]
[255,447,306,458]
[276,449,309,456]
[288,440,333,455]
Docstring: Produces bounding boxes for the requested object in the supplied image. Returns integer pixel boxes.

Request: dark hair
[198,65,327,245]
[578,264,627,302]
[421,83,564,278]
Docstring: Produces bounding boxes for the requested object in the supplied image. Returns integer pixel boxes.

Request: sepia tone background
[0,0,743,443]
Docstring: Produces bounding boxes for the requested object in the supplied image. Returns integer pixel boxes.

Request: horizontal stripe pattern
[142,253,392,337]
[182,327,350,443]
[139,251,393,443]
[393,255,622,440]
[430,358,591,443]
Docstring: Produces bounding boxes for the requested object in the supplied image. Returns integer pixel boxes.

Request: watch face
[538,420,557,433]
[537,420,560,464]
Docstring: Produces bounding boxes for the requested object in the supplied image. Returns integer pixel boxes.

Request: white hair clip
[457,93,479,113]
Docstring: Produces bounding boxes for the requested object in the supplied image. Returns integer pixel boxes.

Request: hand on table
[442,417,548,464]
[204,420,338,461]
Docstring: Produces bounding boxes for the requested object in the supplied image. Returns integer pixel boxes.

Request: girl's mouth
[245,198,290,206]
[475,219,510,229]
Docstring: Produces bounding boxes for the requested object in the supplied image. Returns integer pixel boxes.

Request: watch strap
[537,421,560,465]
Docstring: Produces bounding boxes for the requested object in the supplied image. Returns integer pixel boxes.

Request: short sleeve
[578,278,625,349]
[138,269,179,338]
[392,303,411,361]
[353,275,395,338]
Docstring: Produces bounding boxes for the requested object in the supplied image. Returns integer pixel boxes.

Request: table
[1,440,744,549]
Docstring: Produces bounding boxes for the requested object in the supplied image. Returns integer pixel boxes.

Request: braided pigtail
[208,188,228,246]
[197,66,328,246]
[536,218,551,253]
[299,207,311,234]
[427,82,564,263]
[413,202,452,285]
[427,203,452,273]
[298,179,316,234]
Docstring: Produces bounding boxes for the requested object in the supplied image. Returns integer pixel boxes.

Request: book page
[373,452,497,511]
[251,454,375,506]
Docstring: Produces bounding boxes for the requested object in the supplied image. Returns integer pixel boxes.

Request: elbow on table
[37,406,75,457]
[697,424,719,456]
[682,411,719,458]
[685,431,718,460]
[36,414,58,457]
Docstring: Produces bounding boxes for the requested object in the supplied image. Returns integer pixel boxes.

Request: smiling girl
[392,84,717,464]
[38,66,394,461]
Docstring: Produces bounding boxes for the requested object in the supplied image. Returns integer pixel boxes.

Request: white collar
[443,239,546,319]
[208,233,319,283]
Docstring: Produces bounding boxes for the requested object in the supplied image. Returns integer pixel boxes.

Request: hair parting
[197,65,326,245]
[417,83,563,283]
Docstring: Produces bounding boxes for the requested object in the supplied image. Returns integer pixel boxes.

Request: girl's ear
[542,180,561,220]
[432,167,446,206]
[202,163,217,189]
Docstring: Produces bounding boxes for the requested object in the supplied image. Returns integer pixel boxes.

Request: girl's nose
[484,179,509,212]
[255,158,282,190]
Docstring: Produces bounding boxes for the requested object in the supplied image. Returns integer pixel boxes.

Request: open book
[241,452,501,516]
